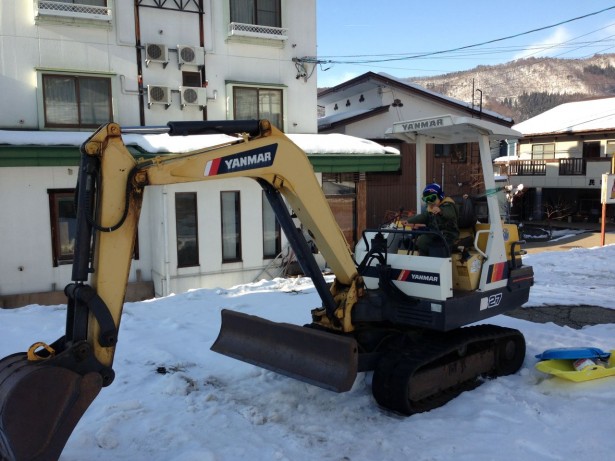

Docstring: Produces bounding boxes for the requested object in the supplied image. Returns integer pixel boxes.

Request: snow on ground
[1,245,615,460]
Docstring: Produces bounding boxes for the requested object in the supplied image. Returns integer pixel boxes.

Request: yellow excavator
[0,117,533,460]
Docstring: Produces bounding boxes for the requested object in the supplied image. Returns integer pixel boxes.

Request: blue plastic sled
[535,347,611,361]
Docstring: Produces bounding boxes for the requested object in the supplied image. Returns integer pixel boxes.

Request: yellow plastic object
[536,351,615,382]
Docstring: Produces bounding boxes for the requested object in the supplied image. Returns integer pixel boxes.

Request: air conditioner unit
[177,45,205,68]
[145,43,168,68]
[147,85,171,109]
[179,86,207,110]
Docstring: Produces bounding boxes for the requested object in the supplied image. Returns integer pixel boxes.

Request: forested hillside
[408,54,615,122]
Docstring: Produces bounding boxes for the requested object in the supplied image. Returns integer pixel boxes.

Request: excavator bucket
[0,352,102,461]
[211,309,358,392]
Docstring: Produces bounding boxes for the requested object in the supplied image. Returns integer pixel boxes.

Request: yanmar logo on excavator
[204,144,277,176]
[396,269,440,286]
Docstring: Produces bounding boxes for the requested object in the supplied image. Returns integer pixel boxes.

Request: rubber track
[372,324,525,415]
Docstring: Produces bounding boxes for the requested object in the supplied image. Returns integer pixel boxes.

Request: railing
[559,158,586,175]
[36,1,112,21]
[228,22,288,40]
[508,160,546,176]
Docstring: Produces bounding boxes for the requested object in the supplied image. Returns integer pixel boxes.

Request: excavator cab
[0,116,533,460]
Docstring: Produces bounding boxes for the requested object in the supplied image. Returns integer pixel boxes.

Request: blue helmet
[422,183,444,200]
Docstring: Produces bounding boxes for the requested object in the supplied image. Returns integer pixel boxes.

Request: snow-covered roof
[318,72,513,126]
[377,72,513,122]
[513,97,615,135]
[0,129,399,156]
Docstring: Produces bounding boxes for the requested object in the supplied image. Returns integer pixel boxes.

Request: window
[531,143,555,160]
[262,192,281,258]
[43,74,112,128]
[49,190,77,266]
[233,86,283,129]
[230,0,280,27]
[434,143,467,162]
[221,191,242,262]
[175,193,199,268]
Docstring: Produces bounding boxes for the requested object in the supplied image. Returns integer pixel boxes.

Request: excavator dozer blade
[211,309,358,392]
[0,352,102,461]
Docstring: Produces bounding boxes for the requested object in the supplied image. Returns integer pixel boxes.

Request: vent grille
[147,85,171,108]
[182,88,198,104]
[145,44,169,67]
[179,86,206,110]
[180,47,196,63]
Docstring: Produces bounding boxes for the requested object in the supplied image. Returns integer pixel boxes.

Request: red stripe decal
[490,262,505,282]
[209,158,221,175]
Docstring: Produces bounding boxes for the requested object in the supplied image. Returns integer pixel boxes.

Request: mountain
[406,54,615,122]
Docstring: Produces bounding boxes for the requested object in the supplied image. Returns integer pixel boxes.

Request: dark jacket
[406,197,460,244]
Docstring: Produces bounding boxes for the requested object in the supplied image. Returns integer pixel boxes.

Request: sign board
[602,174,615,204]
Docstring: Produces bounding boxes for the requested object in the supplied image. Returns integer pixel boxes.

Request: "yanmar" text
[225,152,272,169]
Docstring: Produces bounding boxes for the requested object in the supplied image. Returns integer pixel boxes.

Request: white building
[0,1,398,307]
[500,97,615,222]
[317,72,517,229]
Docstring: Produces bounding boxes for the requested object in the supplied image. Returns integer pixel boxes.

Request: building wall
[321,88,496,221]
[0,165,152,296]
[0,1,316,130]
[143,178,275,297]
[0,1,317,303]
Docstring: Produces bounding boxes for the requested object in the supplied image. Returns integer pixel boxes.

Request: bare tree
[544,197,574,222]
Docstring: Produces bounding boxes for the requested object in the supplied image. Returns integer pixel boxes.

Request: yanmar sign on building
[392,115,454,134]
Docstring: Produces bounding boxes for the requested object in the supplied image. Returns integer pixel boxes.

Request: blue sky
[316,1,615,87]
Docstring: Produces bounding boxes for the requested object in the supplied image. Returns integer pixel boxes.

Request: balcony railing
[508,160,546,176]
[228,22,288,41]
[559,158,586,175]
[36,1,112,21]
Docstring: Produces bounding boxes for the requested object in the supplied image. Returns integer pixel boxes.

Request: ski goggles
[422,193,438,203]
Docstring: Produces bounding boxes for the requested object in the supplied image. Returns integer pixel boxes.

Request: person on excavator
[406,183,459,255]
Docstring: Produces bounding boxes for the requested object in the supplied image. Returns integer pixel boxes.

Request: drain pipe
[162,186,171,296]
[134,0,145,125]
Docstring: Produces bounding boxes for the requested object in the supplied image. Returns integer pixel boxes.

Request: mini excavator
[0,116,532,460]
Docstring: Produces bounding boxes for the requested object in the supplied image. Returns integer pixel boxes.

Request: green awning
[2,145,401,173]
[0,145,156,167]
[307,154,400,173]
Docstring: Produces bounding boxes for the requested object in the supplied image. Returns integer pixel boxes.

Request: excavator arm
[0,120,362,461]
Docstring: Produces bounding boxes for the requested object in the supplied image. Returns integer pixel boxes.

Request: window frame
[48,188,139,267]
[48,189,77,267]
[221,191,242,263]
[42,73,113,129]
[229,83,285,130]
[182,71,202,88]
[262,192,281,259]
[531,143,556,160]
[175,192,200,268]
[230,0,281,27]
